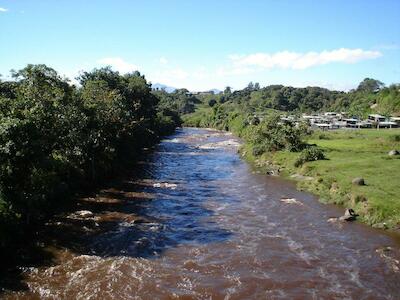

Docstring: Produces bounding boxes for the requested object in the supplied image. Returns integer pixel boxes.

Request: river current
[3,128,400,299]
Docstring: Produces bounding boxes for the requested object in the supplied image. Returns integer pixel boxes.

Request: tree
[246,82,254,91]
[357,78,384,93]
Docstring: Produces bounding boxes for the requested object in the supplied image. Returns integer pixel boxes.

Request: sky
[0,0,399,91]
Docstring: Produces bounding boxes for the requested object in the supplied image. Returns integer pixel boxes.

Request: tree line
[193,78,400,120]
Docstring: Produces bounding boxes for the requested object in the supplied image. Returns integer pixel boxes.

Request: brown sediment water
[2,127,400,299]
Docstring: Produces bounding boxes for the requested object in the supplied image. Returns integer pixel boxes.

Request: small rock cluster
[255,159,280,176]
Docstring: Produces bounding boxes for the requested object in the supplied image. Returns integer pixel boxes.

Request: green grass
[247,129,400,229]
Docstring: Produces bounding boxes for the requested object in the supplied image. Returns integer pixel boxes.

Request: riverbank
[183,109,400,230]
[0,64,184,272]
[240,129,400,230]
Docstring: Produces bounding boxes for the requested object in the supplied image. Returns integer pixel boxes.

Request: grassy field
[243,128,400,229]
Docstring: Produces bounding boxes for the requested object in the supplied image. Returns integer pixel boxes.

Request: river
[3,128,400,299]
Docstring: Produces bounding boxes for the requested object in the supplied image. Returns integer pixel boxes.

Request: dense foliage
[153,88,200,115]
[249,115,309,155]
[0,64,181,249]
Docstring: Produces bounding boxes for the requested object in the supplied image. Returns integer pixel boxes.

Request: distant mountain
[209,89,222,94]
[151,83,176,93]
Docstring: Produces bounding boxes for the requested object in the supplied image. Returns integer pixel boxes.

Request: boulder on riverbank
[339,208,358,222]
[352,177,365,186]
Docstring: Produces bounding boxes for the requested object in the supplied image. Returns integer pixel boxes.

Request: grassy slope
[244,129,400,229]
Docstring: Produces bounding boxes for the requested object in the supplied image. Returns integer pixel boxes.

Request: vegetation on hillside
[185,78,400,126]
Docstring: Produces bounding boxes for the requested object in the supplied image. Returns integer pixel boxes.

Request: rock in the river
[75,210,94,218]
[280,197,303,205]
[327,217,339,223]
[373,222,389,230]
[352,177,365,186]
[153,182,177,190]
[388,150,399,156]
[339,208,358,221]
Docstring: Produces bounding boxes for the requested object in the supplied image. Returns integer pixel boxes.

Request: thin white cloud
[230,48,382,70]
[0,7,8,12]
[97,57,138,73]
[374,44,400,51]
[159,57,168,65]
[216,66,257,76]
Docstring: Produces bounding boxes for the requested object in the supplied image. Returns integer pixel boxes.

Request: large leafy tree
[0,65,80,222]
[356,78,384,93]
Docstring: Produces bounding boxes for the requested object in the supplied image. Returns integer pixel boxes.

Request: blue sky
[0,0,399,91]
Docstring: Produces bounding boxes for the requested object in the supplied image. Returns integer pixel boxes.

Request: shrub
[317,133,331,140]
[294,146,325,167]
[249,114,309,155]
[252,144,266,156]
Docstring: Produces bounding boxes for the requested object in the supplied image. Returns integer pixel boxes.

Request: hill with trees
[184,78,400,130]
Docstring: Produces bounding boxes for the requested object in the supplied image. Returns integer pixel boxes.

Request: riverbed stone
[352,177,365,186]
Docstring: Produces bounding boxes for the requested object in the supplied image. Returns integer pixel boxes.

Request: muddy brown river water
[2,128,400,299]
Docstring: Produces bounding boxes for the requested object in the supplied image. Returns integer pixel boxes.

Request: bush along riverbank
[184,109,400,231]
[0,64,182,261]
